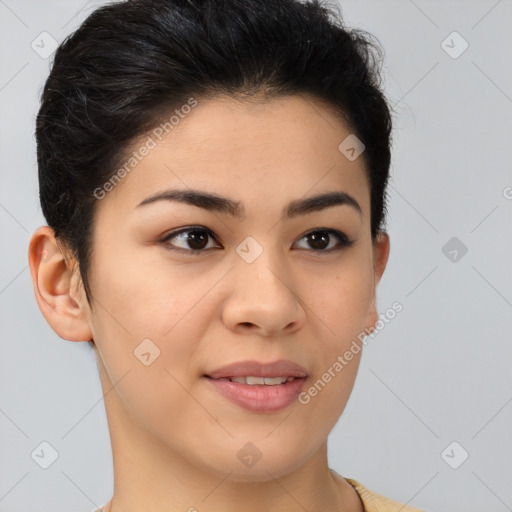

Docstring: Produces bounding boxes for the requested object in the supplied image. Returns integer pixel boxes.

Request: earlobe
[28,226,93,342]
[364,231,391,334]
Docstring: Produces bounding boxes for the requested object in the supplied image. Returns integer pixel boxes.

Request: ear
[364,231,390,334]
[28,226,93,342]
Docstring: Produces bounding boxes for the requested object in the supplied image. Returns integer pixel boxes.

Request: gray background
[1,0,511,510]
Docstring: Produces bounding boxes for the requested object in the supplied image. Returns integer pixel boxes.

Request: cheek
[310,261,374,345]
[294,259,373,420]
[90,243,216,341]
[90,257,215,441]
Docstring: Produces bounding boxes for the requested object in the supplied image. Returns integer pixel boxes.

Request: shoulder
[345,478,426,512]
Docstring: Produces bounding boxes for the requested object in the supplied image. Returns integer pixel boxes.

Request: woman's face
[75,94,388,480]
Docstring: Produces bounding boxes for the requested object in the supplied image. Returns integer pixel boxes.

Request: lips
[205,359,309,379]
[204,359,309,413]
[205,374,307,413]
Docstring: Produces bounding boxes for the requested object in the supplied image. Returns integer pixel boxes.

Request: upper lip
[206,359,308,379]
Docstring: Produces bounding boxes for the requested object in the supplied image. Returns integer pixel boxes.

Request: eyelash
[160,226,355,255]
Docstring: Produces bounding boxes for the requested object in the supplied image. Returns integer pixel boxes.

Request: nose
[221,248,306,338]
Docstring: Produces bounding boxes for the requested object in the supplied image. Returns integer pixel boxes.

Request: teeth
[229,376,294,385]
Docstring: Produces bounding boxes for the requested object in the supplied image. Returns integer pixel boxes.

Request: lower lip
[204,376,307,413]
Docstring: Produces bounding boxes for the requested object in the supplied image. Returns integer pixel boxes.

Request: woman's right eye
[160,227,221,254]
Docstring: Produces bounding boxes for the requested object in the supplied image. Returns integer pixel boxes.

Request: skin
[28,93,389,512]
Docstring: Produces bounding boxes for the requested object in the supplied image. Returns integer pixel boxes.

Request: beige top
[345,478,425,511]
[92,478,425,511]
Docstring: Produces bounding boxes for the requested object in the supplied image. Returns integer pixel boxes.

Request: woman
[28,0,424,510]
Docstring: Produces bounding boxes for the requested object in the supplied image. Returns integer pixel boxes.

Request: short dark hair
[36,0,394,310]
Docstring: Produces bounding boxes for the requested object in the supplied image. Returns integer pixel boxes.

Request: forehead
[94,94,370,221]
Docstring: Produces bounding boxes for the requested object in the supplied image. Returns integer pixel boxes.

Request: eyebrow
[136,188,362,219]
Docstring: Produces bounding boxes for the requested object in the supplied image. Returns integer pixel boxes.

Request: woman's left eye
[294,229,355,252]
[160,227,354,254]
